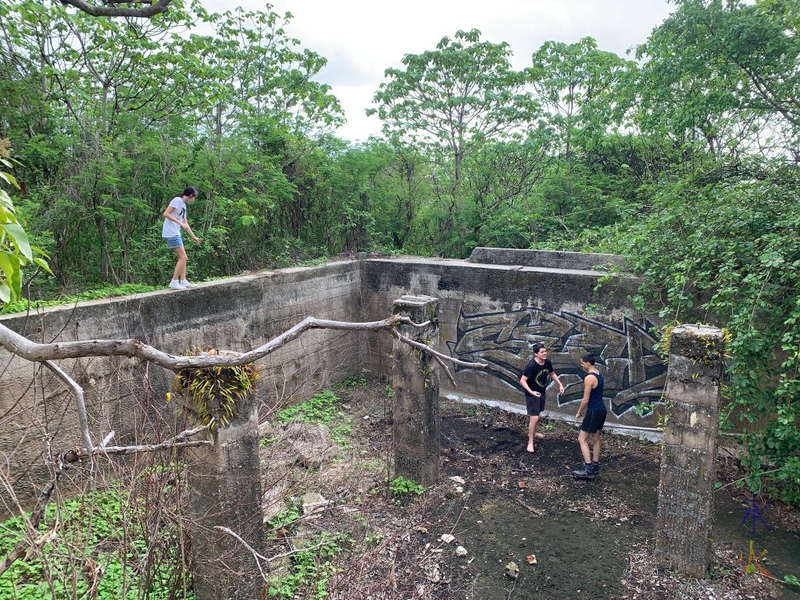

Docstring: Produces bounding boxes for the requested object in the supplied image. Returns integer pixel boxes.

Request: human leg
[574,410,601,479]
[525,394,544,452]
[527,416,539,453]
[590,432,601,462]
[171,246,188,282]
[578,430,592,464]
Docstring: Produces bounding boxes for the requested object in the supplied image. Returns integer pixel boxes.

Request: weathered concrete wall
[0,262,362,511]
[1,249,666,511]
[359,249,665,428]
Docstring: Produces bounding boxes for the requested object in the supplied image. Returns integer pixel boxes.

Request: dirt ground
[260,377,800,600]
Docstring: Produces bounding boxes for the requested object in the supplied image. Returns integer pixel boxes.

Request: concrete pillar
[655,324,724,577]
[391,294,440,486]
[185,389,265,600]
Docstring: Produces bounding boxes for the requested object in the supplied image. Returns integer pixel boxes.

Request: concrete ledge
[468,247,626,271]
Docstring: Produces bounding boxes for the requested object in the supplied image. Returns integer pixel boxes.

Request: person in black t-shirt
[519,343,565,453]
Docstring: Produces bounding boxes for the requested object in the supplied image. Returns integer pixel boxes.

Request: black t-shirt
[522,358,553,397]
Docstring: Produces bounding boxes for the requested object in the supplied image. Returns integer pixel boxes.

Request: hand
[576,411,582,418]
[192,235,202,243]
[533,391,541,397]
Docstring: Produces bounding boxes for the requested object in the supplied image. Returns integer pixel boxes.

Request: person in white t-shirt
[161,186,202,289]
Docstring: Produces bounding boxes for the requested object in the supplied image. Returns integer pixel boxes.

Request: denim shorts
[164,235,184,249]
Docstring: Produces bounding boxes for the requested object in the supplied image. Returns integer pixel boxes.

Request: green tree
[635,0,800,156]
[607,160,800,503]
[528,37,635,162]
[369,29,539,186]
[369,29,542,257]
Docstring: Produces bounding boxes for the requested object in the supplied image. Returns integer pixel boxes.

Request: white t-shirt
[161,196,186,238]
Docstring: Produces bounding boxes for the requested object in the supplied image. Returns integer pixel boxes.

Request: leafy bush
[1,283,158,314]
[607,162,800,504]
[389,476,424,497]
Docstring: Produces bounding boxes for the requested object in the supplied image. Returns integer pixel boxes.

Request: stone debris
[301,492,329,516]
[439,533,455,544]
[505,561,520,579]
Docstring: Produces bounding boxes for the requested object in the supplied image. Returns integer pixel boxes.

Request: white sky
[203,0,676,142]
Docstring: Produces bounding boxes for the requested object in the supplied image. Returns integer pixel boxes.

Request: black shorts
[525,394,546,416]
[580,406,607,434]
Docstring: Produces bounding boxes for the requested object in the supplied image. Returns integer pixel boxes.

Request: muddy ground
[260,377,800,600]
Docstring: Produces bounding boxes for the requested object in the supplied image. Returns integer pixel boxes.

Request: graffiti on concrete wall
[447,308,666,417]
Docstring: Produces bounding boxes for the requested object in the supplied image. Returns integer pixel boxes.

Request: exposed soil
[260,377,800,600]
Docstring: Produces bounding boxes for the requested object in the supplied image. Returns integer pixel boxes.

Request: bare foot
[534,432,545,439]
[526,443,535,453]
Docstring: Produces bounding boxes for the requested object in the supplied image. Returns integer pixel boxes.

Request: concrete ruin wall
[358,249,664,429]
[0,249,664,508]
[0,262,362,510]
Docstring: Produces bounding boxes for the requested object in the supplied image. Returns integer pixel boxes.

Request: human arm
[182,220,201,243]
[550,371,565,395]
[519,374,541,397]
[163,206,201,243]
[575,374,596,418]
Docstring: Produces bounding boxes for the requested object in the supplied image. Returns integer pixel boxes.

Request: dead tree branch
[1,315,485,454]
[42,360,94,454]
[0,314,486,576]
[0,315,484,372]
[59,0,173,18]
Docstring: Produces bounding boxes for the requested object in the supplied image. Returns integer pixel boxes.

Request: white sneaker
[168,280,184,290]
[180,280,197,288]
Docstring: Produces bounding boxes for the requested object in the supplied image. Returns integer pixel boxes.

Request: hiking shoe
[168,280,184,290]
[590,461,600,476]
[180,280,197,288]
[573,465,597,480]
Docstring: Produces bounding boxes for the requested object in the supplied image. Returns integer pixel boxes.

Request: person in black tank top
[573,353,606,479]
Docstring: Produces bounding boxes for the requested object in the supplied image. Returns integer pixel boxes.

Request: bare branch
[42,360,94,454]
[58,0,173,18]
[213,526,269,580]
[0,313,487,574]
[213,525,345,579]
[80,425,212,459]
[0,315,487,372]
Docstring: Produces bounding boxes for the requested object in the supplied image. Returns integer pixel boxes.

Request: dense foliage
[1,0,798,505]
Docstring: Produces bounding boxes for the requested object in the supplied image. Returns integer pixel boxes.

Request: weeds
[275,390,352,447]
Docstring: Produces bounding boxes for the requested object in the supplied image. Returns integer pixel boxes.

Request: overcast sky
[204,1,676,142]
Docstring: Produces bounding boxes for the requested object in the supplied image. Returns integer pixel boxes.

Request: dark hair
[532,342,546,354]
[183,186,198,198]
[581,353,597,365]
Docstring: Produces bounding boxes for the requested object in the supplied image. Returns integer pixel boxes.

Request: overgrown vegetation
[1,0,796,504]
[1,283,158,314]
[0,486,193,600]
[2,0,800,595]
